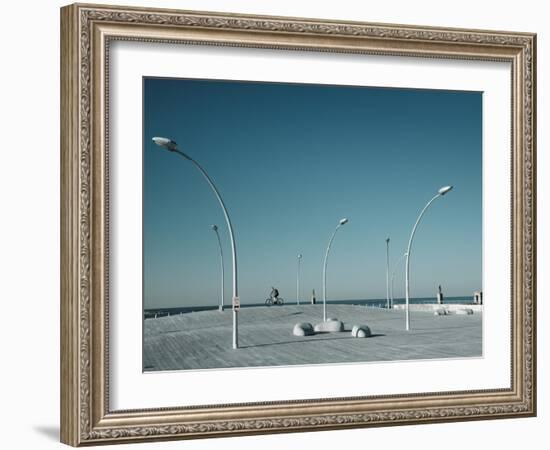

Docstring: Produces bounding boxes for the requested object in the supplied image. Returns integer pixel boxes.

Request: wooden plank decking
[143,304,482,371]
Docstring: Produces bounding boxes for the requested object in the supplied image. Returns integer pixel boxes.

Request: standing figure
[437,285,444,304]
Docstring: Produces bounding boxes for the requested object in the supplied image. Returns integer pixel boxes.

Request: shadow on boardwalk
[241,332,386,349]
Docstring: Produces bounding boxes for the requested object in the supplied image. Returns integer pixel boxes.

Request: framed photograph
[60,3,536,446]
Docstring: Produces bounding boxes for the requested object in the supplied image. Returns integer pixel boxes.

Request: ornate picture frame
[60,3,536,446]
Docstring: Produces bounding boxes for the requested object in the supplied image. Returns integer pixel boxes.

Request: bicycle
[265,297,284,306]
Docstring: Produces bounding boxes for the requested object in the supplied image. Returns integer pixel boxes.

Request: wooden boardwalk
[143,304,482,371]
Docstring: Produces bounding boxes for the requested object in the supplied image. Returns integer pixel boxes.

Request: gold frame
[60,3,537,446]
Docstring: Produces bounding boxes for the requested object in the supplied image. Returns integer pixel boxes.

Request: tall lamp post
[211,224,224,312]
[153,136,240,349]
[296,254,302,305]
[385,238,390,309]
[390,252,408,308]
[405,185,453,330]
[322,218,349,322]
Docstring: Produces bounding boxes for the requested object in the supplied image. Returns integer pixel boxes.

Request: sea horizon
[144,295,479,318]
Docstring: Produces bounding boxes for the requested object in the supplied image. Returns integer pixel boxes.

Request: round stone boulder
[293,322,315,336]
[456,308,474,315]
[314,320,344,332]
[434,308,447,316]
[351,324,371,338]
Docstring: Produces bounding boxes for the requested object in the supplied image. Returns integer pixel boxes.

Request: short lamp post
[211,224,224,312]
[385,238,390,309]
[404,185,453,330]
[390,252,408,308]
[153,136,240,349]
[322,218,349,322]
[296,254,302,305]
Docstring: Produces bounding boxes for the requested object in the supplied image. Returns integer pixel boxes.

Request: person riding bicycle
[270,286,280,301]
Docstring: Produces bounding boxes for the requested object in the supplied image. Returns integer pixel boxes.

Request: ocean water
[144,296,476,319]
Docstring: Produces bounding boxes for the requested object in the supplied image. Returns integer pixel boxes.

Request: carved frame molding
[61,3,536,446]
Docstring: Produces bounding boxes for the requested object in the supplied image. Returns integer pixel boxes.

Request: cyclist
[270,286,280,302]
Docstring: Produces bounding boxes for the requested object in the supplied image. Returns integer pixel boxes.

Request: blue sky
[143,77,482,309]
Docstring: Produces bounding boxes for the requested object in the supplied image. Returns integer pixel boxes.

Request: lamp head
[298,254,302,259]
[386,237,390,243]
[438,185,453,196]
[211,224,218,231]
[152,136,178,151]
[339,218,349,226]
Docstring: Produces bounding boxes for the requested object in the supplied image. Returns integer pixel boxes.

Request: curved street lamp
[211,224,224,312]
[296,254,302,306]
[153,136,240,349]
[322,218,348,322]
[404,185,453,330]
